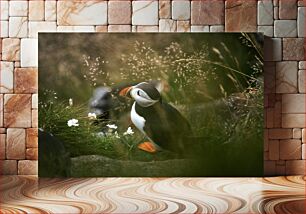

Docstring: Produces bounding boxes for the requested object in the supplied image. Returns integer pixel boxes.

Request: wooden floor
[0,176,305,214]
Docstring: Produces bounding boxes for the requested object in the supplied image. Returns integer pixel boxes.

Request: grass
[39,96,176,162]
[39,80,263,176]
[183,85,264,176]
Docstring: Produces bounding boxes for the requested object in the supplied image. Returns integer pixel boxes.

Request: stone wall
[0,0,305,175]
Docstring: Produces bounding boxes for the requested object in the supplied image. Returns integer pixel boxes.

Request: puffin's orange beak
[119,86,133,97]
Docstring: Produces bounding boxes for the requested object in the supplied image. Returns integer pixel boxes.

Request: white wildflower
[123,127,134,136]
[88,112,97,120]
[114,131,120,139]
[106,124,118,129]
[69,98,73,106]
[67,119,79,127]
[96,132,106,137]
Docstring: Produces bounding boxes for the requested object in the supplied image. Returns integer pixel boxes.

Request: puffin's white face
[130,87,159,107]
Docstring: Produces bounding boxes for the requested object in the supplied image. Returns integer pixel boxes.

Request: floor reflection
[0,176,305,213]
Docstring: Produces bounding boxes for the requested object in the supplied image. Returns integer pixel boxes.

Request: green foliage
[182,78,263,175]
[38,92,175,161]
[39,92,138,159]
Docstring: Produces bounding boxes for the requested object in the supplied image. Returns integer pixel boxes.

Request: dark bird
[38,129,71,177]
[119,82,191,155]
[89,87,113,121]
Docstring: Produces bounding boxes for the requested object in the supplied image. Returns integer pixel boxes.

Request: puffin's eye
[137,90,141,96]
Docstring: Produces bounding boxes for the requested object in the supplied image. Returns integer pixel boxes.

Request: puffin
[89,81,167,125]
[89,87,113,121]
[119,82,191,155]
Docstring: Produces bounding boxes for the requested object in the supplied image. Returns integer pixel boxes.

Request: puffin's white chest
[131,102,146,134]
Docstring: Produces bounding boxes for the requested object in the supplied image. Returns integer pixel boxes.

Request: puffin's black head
[136,82,161,100]
[120,82,161,107]
[89,87,112,114]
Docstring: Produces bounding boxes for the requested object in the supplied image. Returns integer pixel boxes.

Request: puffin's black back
[135,101,192,155]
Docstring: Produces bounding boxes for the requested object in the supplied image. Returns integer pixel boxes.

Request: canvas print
[38,33,264,177]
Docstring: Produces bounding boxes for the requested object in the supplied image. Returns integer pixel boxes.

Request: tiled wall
[0,0,305,176]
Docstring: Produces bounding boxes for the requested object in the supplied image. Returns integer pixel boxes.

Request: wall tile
[283,38,305,61]
[264,160,276,175]
[282,114,305,128]
[297,7,305,37]
[258,26,274,37]
[45,1,57,21]
[32,110,38,128]
[57,1,107,25]
[298,70,305,93]
[0,21,9,38]
[274,99,282,128]
[108,25,131,32]
[274,6,279,20]
[108,1,131,24]
[276,61,298,93]
[159,19,176,32]
[258,0,273,25]
[279,0,297,19]
[298,0,305,6]
[280,139,302,160]
[26,148,38,160]
[303,129,306,143]
[2,38,20,61]
[177,21,190,32]
[9,17,28,38]
[264,129,269,151]
[286,160,305,175]
[282,94,305,113]
[20,38,38,67]
[6,128,26,159]
[9,1,28,17]
[293,128,302,139]
[0,160,17,175]
[276,164,285,175]
[191,25,209,32]
[159,1,171,19]
[269,128,292,139]
[0,134,5,159]
[225,0,256,31]
[0,1,9,21]
[274,20,297,37]
[32,94,38,109]
[14,68,38,94]
[192,0,224,25]
[29,1,45,21]
[0,61,14,93]
[132,1,158,25]
[299,61,306,70]
[57,26,95,32]
[268,140,279,160]
[4,94,31,128]
[0,95,3,128]
[172,1,190,20]
[210,25,224,32]
[18,160,38,175]
[26,128,38,148]
[136,26,159,32]
[95,26,108,32]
